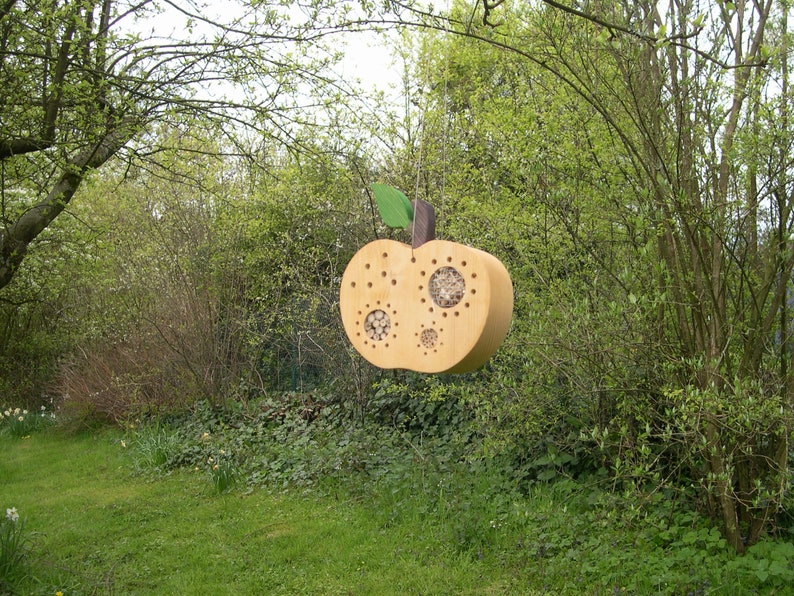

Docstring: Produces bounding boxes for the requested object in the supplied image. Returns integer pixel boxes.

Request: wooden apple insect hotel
[339,184,513,373]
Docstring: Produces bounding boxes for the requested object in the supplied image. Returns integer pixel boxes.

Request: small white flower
[6,507,19,522]
[17,416,24,422]
[120,440,127,448]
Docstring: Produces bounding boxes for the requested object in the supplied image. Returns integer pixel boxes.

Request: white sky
[124,1,404,101]
[337,30,404,103]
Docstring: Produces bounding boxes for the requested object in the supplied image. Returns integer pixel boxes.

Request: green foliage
[208,456,237,494]
[370,373,476,436]
[124,390,473,492]
[0,325,61,410]
[729,540,794,587]
[210,151,376,399]
[130,422,182,471]
[0,507,31,592]
[0,223,91,409]
[0,405,55,438]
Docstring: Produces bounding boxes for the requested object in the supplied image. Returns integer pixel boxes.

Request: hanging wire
[411,35,430,248]
[412,99,426,202]
[411,46,430,250]
[424,32,453,241]
[439,22,451,239]
[409,2,453,247]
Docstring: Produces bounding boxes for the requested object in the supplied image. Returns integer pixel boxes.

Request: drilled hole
[429,266,465,308]
[420,329,438,349]
[364,309,391,341]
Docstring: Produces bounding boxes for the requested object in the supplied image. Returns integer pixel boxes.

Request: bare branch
[0,0,14,22]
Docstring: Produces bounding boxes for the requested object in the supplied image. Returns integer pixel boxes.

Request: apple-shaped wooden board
[339,238,513,373]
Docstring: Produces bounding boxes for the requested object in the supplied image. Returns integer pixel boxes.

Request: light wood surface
[339,238,513,373]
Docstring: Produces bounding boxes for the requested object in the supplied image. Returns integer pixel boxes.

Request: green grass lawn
[1,430,518,595]
[3,424,794,595]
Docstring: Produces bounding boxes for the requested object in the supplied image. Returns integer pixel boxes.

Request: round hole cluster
[429,266,465,308]
[420,328,438,348]
[364,309,390,341]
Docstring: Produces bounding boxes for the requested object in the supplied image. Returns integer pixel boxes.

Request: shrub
[55,335,206,425]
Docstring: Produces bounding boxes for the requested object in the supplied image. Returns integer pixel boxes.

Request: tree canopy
[0,0,369,290]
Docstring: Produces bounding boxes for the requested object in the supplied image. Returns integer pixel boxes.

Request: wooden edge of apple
[443,250,514,373]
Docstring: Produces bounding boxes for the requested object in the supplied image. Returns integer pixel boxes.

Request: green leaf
[372,184,414,229]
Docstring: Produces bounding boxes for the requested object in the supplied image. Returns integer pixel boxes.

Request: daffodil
[6,507,19,522]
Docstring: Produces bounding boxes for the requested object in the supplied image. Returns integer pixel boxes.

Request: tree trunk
[0,121,135,289]
[704,418,745,553]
